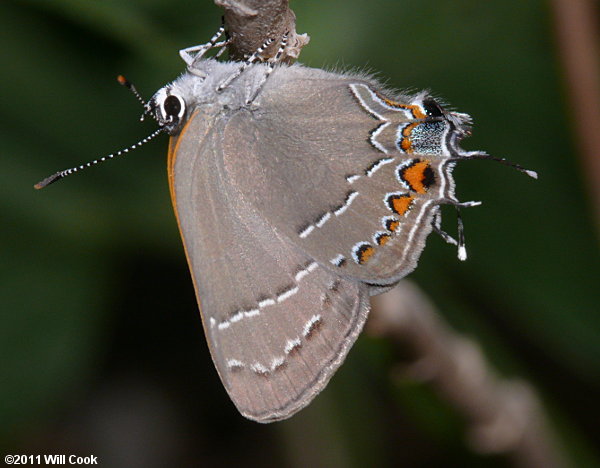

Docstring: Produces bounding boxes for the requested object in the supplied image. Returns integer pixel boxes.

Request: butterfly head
[147,85,188,135]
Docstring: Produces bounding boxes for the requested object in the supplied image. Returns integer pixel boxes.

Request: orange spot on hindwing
[354,243,375,264]
[386,218,400,232]
[373,90,427,119]
[386,193,415,216]
[400,160,434,194]
[376,233,391,245]
[400,123,420,153]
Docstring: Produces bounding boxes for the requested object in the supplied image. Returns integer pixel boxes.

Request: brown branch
[215,0,309,62]
[551,0,600,227]
[368,282,568,468]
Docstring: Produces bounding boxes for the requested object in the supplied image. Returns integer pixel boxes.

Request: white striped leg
[245,32,289,105]
[179,26,225,67]
[215,43,228,58]
[216,36,275,92]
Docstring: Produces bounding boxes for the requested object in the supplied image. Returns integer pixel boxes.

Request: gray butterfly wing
[169,108,370,422]
[222,65,457,287]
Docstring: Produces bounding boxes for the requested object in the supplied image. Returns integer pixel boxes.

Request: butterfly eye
[422,97,444,117]
[162,94,185,122]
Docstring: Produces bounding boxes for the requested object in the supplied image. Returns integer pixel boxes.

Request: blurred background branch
[370,282,568,468]
[551,0,600,229]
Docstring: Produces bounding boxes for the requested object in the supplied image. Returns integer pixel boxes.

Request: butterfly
[35,28,536,422]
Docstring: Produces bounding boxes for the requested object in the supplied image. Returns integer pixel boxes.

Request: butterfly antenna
[117,75,158,123]
[34,128,165,190]
[458,151,538,179]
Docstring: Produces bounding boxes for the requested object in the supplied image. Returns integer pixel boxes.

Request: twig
[368,281,568,468]
[215,0,309,62]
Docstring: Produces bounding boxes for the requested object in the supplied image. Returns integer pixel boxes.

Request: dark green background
[2,0,599,466]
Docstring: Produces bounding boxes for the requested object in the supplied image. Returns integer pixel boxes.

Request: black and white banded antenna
[34,127,164,190]
[34,75,165,190]
[117,75,157,123]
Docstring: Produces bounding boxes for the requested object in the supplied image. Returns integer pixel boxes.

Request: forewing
[169,110,370,422]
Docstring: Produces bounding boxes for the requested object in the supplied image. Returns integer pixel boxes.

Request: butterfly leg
[215,36,276,92]
[180,25,226,71]
[245,32,289,105]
